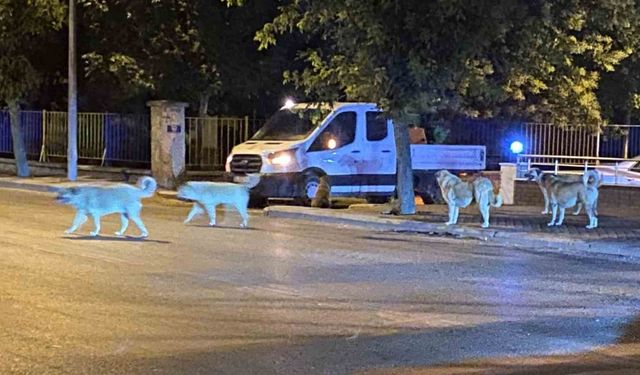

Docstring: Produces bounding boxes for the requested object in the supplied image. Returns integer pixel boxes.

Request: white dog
[435,170,502,228]
[472,176,504,228]
[547,170,600,229]
[177,174,260,228]
[55,176,157,237]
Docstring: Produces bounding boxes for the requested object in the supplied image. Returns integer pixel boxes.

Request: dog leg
[115,213,129,236]
[65,212,88,234]
[89,214,102,237]
[555,208,566,226]
[542,189,550,215]
[184,203,204,224]
[480,204,490,228]
[236,204,249,228]
[573,202,582,215]
[446,204,455,225]
[547,204,558,226]
[129,213,149,238]
[205,205,217,226]
[586,206,598,229]
[452,206,460,225]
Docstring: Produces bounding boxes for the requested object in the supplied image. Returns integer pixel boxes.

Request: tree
[0,0,66,177]
[79,0,221,116]
[78,0,295,117]
[256,0,640,214]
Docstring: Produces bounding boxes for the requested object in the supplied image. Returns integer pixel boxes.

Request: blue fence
[0,111,44,157]
[0,110,150,165]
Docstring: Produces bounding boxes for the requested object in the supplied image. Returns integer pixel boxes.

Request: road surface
[0,188,639,374]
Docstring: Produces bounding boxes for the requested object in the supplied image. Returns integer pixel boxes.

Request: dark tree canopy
[257,0,640,128]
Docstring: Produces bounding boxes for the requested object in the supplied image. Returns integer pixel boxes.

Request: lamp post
[67,0,78,181]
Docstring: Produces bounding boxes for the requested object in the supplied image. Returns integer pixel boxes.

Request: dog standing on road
[177,174,260,228]
[55,176,157,237]
[547,170,600,229]
[435,170,502,228]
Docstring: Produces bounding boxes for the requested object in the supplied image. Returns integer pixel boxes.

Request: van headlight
[268,149,297,166]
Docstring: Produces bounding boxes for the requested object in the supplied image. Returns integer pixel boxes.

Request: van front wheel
[295,172,320,206]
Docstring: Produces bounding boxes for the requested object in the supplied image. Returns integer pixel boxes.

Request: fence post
[499,163,517,205]
[147,100,188,189]
[595,130,601,165]
[100,112,106,166]
[39,110,47,162]
[244,115,249,141]
[554,160,559,175]
[623,131,629,159]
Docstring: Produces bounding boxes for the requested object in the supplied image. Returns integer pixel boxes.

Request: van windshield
[251,108,327,141]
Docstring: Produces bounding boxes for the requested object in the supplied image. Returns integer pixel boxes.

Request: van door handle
[351,150,361,154]
[382,150,391,153]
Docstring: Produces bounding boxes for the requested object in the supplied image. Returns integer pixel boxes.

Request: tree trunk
[198,92,211,117]
[393,121,416,215]
[8,100,30,177]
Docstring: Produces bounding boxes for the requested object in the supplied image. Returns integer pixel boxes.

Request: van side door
[305,111,359,195]
[356,111,397,194]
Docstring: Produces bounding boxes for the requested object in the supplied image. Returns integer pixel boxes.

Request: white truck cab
[225,102,485,203]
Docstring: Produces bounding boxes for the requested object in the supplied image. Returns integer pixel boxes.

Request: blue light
[510,141,524,154]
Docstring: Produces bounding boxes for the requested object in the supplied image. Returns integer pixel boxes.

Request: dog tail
[241,173,261,189]
[583,170,600,189]
[137,176,157,198]
[491,190,503,208]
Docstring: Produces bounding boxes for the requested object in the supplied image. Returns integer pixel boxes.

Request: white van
[225,102,485,204]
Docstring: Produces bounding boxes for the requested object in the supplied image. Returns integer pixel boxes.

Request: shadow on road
[63,315,640,374]
[64,235,171,244]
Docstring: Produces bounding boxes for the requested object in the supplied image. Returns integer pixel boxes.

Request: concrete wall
[515,180,640,209]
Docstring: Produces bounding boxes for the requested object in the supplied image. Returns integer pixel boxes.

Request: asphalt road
[0,188,639,374]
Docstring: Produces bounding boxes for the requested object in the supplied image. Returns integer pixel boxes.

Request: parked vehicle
[596,156,640,186]
[517,155,640,187]
[225,102,486,204]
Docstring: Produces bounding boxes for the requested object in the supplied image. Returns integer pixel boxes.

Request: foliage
[78,0,294,115]
[256,0,640,129]
[0,0,65,105]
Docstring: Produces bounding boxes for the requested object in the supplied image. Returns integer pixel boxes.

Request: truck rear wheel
[248,194,268,208]
[366,196,390,204]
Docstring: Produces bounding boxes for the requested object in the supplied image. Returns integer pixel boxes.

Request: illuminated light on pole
[282,98,295,110]
[510,141,524,154]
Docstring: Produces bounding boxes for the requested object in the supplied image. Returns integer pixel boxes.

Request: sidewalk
[265,203,640,259]
[1,175,639,258]
[0,175,177,197]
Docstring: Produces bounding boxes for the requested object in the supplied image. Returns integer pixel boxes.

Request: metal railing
[0,110,150,165]
[185,116,250,170]
[1,110,258,169]
[443,121,640,167]
[516,154,640,186]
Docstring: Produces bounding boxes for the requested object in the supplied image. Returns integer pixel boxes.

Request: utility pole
[67,0,78,181]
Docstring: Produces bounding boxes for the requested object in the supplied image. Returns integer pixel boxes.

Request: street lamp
[68,0,78,181]
[510,141,524,154]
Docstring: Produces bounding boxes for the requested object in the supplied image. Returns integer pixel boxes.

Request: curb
[0,179,58,193]
[264,206,639,260]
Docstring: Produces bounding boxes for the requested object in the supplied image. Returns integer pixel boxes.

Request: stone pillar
[147,100,188,189]
[499,163,517,205]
